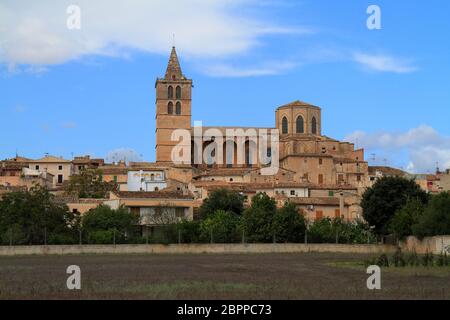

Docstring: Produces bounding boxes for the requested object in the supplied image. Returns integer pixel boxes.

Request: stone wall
[0,243,396,256]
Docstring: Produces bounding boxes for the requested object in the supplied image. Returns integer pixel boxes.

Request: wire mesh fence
[0,225,380,246]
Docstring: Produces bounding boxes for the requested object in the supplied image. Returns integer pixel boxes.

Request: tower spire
[165,46,183,80]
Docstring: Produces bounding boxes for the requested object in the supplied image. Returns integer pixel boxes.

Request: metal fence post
[113,228,116,246]
[210,229,213,244]
[242,230,245,244]
[178,229,181,244]
[79,229,82,245]
[9,228,12,247]
[304,229,308,245]
[44,227,47,246]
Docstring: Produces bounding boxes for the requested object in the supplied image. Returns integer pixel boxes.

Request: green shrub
[272,202,306,243]
[376,254,390,267]
[199,210,241,243]
[176,219,202,243]
[406,251,420,267]
[422,251,434,267]
[392,248,406,267]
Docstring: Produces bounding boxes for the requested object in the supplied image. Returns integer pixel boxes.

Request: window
[78,165,83,171]
[296,116,304,133]
[315,210,323,220]
[357,175,362,182]
[328,190,334,197]
[35,165,40,170]
[311,117,317,134]
[168,102,173,114]
[319,158,323,165]
[72,209,79,214]
[282,117,288,134]
[168,86,173,99]
[335,209,341,219]
[290,190,295,196]
[150,174,155,181]
[176,101,181,115]
[154,187,159,191]
[113,176,118,182]
[318,174,324,185]
[176,86,181,99]
[230,178,234,182]
[58,165,63,170]
[57,174,63,184]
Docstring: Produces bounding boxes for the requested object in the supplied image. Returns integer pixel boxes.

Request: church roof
[277,100,320,110]
[165,47,184,80]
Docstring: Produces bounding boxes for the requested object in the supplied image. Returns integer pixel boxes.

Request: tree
[82,205,140,244]
[308,218,334,243]
[0,185,79,245]
[389,198,425,239]
[412,192,450,239]
[64,169,118,199]
[361,176,429,235]
[176,219,201,243]
[198,188,246,218]
[241,193,277,243]
[199,210,241,243]
[272,202,306,243]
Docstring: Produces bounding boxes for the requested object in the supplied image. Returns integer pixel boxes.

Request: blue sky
[1,0,450,172]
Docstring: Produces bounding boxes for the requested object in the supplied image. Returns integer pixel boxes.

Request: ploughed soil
[0,253,448,299]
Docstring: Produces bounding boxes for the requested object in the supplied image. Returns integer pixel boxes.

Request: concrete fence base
[400,236,450,255]
[0,243,397,256]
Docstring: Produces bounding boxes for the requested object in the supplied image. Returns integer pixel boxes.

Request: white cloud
[203,60,297,77]
[0,0,308,68]
[105,148,143,164]
[353,52,417,74]
[345,125,450,173]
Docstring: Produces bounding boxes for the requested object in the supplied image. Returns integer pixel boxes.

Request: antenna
[172,33,176,47]
[371,153,376,162]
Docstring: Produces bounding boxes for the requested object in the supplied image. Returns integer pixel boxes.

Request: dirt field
[0,253,449,299]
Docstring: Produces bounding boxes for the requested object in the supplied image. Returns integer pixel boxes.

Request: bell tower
[155,47,192,163]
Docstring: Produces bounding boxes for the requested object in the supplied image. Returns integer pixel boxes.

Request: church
[153,47,370,221]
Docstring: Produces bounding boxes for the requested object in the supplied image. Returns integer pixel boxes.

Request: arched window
[168,86,173,99]
[296,116,304,134]
[176,86,181,99]
[282,117,288,134]
[168,102,173,114]
[176,101,181,115]
[311,117,317,134]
